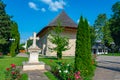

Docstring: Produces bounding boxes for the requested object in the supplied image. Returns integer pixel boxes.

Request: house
[92,41,108,54]
[37,11,77,56]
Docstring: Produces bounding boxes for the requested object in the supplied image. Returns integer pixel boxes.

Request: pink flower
[77,71,80,75]
[11,64,16,68]
[11,71,16,75]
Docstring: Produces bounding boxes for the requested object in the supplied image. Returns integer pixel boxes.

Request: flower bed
[51,62,82,80]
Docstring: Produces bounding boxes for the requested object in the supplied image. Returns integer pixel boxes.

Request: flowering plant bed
[51,62,82,80]
[5,64,22,80]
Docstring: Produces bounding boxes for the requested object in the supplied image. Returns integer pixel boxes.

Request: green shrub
[75,16,93,80]
[51,62,82,80]
[4,64,28,80]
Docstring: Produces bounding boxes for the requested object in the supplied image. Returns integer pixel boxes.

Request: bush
[51,62,82,80]
[5,64,22,80]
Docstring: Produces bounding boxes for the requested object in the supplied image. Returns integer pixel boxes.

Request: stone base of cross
[22,32,45,71]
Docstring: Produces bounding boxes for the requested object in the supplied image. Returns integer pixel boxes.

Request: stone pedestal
[23,47,45,71]
[23,62,45,71]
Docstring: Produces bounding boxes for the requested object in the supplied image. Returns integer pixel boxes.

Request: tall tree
[0,0,12,53]
[94,14,107,42]
[75,16,93,79]
[109,1,120,50]
[10,22,20,57]
[94,14,113,47]
[90,26,96,46]
[102,21,113,47]
[48,22,69,59]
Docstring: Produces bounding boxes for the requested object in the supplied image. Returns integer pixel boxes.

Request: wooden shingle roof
[48,10,77,27]
[37,11,77,37]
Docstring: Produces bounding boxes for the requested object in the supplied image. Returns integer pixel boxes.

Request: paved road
[93,56,120,80]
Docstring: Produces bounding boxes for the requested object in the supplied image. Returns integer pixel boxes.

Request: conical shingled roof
[48,11,77,27]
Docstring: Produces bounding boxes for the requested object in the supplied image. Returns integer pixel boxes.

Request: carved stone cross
[30,32,39,48]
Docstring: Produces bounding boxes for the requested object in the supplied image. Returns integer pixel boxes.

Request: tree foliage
[0,0,20,55]
[102,21,113,47]
[48,22,69,59]
[75,16,93,79]
[109,1,120,50]
[10,22,20,57]
[94,14,107,42]
[90,26,96,46]
[0,0,12,53]
[94,14,113,48]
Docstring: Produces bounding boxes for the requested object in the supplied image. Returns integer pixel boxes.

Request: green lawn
[39,56,75,67]
[44,71,58,80]
[0,56,28,80]
[102,53,120,56]
[0,56,95,80]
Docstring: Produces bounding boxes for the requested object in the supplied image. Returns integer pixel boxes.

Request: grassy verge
[0,56,28,80]
[21,73,28,80]
[39,57,74,67]
[44,71,58,80]
[101,53,120,56]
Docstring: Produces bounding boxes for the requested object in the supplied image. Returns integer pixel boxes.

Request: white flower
[67,64,70,66]
[59,70,61,73]
[64,70,68,73]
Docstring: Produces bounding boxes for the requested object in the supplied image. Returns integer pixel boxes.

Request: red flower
[11,64,16,68]
[11,71,16,75]
[68,78,71,80]
[6,68,10,71]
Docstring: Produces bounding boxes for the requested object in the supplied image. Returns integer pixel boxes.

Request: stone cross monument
[30,32,39,48]
[23,32,45,71]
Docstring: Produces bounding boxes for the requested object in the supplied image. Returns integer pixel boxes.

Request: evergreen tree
[109,1,120,51]
[10,22,20,57]
[90,26,96,46]
[75,16,93,79]
[48,22,69,59]
[0,0,12,53]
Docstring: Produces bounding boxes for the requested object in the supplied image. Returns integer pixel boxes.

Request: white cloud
[41,0,51,4]
[77,19,79,23]
[40,0,66,11]
[28,2,39,11]
[41,8,46,12]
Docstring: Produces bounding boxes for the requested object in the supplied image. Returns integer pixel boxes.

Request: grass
[44,71,58,80]
[0,56,95,80]
[21,73,28,80]
[39,57,75,67]
[0,56,28,80]
[101,53,120,56]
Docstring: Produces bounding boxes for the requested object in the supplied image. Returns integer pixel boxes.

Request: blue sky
[3,0,120,43]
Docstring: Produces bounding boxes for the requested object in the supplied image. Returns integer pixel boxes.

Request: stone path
[24,70,49,80]
[16,53,28,57]
[93,56,120,80]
